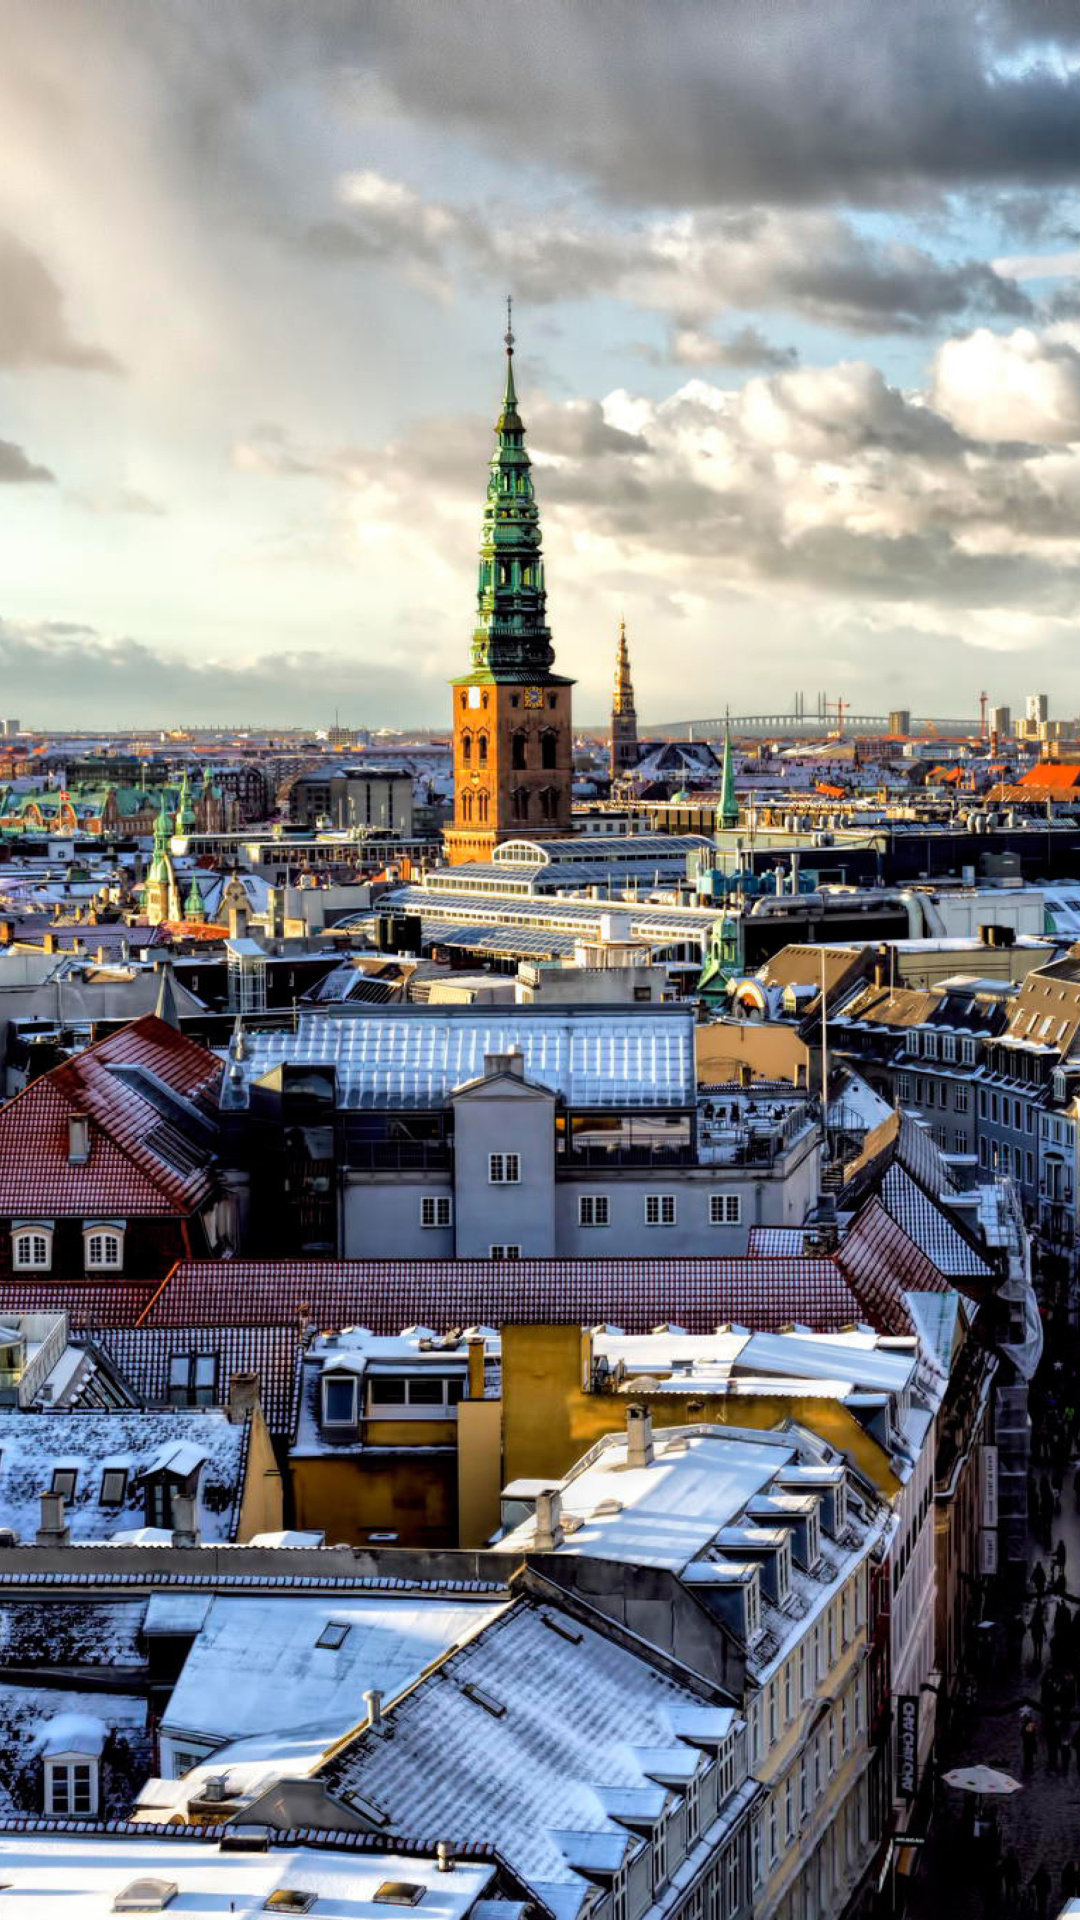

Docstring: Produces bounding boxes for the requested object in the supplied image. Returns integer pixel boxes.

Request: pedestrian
[1054,1566,1068,1597]
[1003,1850,1021,1905]
[1056,1539,1068,1572]
[1034,1862,1051,1920]
[1023,1714,1039,1771]
[1033,1560,1047,1597]
[1032,1605,1047,1666]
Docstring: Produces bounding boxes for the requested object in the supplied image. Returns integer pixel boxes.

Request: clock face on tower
[523,686,543,709]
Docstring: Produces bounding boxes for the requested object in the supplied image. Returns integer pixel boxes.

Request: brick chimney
[626,1404,655,1469]
[227,1371,261,1425]
[37,1491,70,1545]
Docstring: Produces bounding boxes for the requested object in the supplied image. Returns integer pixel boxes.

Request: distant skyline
[7,1,1080,727]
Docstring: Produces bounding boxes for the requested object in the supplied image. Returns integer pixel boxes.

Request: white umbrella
[942,1765,1023,1796]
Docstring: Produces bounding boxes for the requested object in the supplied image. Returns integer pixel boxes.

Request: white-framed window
[955,1085,969,1112]
[961,1036,976,1065]
[12,1226,52,1271]
[896,1074,912,1101]
[710,1194,742,1225]
[83,1226,123,1271]
[923,1031,938,1059]
[45,1755,98,1816]
[942,1034,957,1062]
[488,1153,520,1184]
[168,1354,217,1407]
[645,1194,676,1227]
[420,1196,452,1228]
[490,1244,521,1261]
[953,1130,967,1153]
[322,1372,358,1428]
[579,1195,610,1227]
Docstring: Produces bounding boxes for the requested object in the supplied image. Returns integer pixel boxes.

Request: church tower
[609,619,639,780]
[144,793,181,926]
[445,308,575,866]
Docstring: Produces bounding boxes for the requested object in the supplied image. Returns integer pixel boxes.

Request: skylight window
[264,1895,317,1915]
[343,1790,390,1825]
[52,1468,77,1501]
[316,1621,350,1651]
[374,1886,425,1906]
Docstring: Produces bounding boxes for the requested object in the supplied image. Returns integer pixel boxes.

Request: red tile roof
[0,1015,221,1217]
[138,1257,862,1334]
[0,1279,159,1326]
[1018,763,1080,791]
[96,1325,303,1436]
[835,1199,947,1330]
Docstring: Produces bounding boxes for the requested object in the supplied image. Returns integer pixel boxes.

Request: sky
[8,2,1080,729]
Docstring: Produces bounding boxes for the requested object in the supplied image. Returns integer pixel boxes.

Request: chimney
[436,1843,455,1875]
[67,1114,91,1164]
[626,1404,654,1469]
[227,1372,261,1425]
[37,1491,70,1545]
[43,931,57,956]
[484,1049,524,1079]
[533,1488,564,1551]
[363,1688,383,1729]
[171,1491,200,1548]
[467,1337,485,1401]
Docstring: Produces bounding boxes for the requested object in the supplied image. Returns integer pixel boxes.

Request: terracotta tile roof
[139,1257,861,1335]
[746,1228,810,1256]
[835,1199,946,1330]
[0,1014,221,1217]
[96,1325,303,1437]
[149,922,228,943]
[1018,763,1080,791]
[0,1279,158,1327]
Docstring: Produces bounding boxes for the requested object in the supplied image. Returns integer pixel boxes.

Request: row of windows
[978,1138,1037,1186]
[752,1672,866,1889]
[977,1088,1035,1131]
[908,1030,977,1064]
[50,1465,129,1505]
[13,1226,123,1272]
[751,1574,866,1767]
[895,1074,969,1112]
[459,787,560,825]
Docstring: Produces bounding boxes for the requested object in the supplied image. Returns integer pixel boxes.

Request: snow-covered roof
[162,1594,510,1748]
[218,1007,696,1111]
[0,1409,248,1543]
[0,1682,149,1817]
[0,1832,502,1920]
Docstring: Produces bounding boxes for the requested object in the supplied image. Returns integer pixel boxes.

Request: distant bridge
[651,714,979,740]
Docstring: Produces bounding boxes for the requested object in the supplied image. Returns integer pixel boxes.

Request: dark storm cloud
[0,438,54,483]
[0,233,121,372]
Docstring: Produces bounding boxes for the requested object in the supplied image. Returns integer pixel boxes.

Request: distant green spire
[468,300,554,680]
[184,873,206,920]
[148,792,171,882]
[719,716,738,830]
[175,768,196,834]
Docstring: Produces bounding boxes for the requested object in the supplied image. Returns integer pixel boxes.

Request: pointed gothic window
[462,734,472,765]
[478,791,489,823]
[512,788,530,822]
[541,729,558,769]
[540,787,558,821]
[478,733,488,765]
[512,731,528,770]
[461,792,473,822]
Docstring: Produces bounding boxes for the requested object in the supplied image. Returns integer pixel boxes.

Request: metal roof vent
[112,1881,178,1913]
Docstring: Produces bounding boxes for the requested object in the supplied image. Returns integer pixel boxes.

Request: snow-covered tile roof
[0,1599,147,1669]
[0,1409,248,1543]
[321,1599,737,1903]
[94,1325,303,1437]
[163,1594,510,1749]
[0,1682,149,1817]
[881,1167,990,1279]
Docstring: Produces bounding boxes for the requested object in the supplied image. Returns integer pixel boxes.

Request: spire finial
[505,293,514,356]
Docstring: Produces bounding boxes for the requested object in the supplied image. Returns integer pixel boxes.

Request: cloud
[662,323,798,370]
[0,438,54,483]
[326,172,1031,337]
[930,324,1080,440]
[0,232,121,372]
[68,486,166,515]
[0,618,437,729]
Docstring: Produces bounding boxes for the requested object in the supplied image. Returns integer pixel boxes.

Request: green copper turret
[174,768,196,835]
[469,308,554,680]
[148,793,172,882]
[719,718,738,830]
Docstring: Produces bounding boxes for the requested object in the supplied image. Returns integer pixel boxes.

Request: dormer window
[83,1223,124,1271]
[12,1224,52,1272]
[776,1539,791,1604]
[322,1372,359,1431]
[45,1752,98,1815]
[745,1573,761,1641]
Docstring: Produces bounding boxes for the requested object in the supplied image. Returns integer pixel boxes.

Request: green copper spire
[469,302,554,679]
[719,715,738,829]
[175,768,196,835]
[148,792,171,883]
[184,872,206,920]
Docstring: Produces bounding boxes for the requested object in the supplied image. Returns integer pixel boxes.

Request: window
[477,733,488,765]
[1026,1151,1035,1185]
[511,731,528,770]
[539,785,558,821]
[978,1087,987,1117]
[12,1227,51,1271]
[264,1894,316,1916]
[490,1244,521,1261]
[923,1031,938,1059]
[99,1468,127,1506]
[461,734,472,765]
[541,729,558,770]
[322,1374,358,1427]
[316,1620,350,1650]
[953,1130,967,1154]
[46,1758,96,1816]
[710,1194,742,1225]
[942,1034,957,1062]
[645,1194,676,1227]
[420,1196,452,1229]
[489,1152,520,1184]
[962,1036,976,1065]
[579,1195,610,1227]
[168,1354,217,1407]
[84,1228,123,1271]
[896,1074,912,1101]
[52,1468,77,1501]
[955,1085,969,1113]
[511,786,529,821]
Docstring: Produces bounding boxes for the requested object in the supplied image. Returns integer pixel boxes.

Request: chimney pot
[436,1843,455,1874]
[171,1491,200,1548]
[533,1488,564,1552]
[227,1371,260,1425]
[363,1688,383,1729]
[626,1404,655,1468]
[37,1490,69,1545]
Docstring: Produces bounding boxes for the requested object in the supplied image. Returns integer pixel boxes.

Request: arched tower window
[540,729,558,770]
[512,788,530,822]
[478,733,488,766]
[462,734,472,765]
[540,786,558,821]
[511,731,528,770]
[478,791,490,823]
[460,792,473,822]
